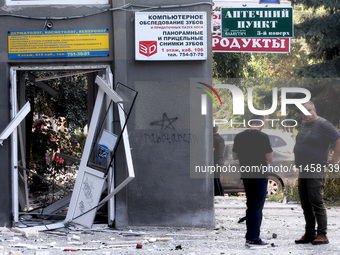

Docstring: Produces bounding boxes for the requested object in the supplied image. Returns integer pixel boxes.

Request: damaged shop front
[0,0,214,231]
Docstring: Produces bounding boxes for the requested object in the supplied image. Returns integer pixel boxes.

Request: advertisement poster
[135,12,207,61]
[8,29,109,59]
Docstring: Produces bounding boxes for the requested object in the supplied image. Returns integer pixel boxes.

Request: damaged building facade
[0,0,214,228]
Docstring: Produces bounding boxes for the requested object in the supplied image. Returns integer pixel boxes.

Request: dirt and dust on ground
[1,196,340,255]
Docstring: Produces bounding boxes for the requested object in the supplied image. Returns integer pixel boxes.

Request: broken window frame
[10,65,136,229]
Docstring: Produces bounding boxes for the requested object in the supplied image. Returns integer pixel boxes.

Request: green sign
[221,7,293,38]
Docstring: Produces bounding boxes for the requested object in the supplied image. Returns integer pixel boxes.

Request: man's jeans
[243,178,268,241]
[298,178,327,236]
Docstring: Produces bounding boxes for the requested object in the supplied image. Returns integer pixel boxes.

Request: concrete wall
[0,0,214,227]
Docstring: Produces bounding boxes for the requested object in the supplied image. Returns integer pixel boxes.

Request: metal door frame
[9,65,115,225]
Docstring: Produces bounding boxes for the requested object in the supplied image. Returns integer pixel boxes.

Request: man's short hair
[303,100,315,109]
[250,114,265,126]
[213,125,218,133]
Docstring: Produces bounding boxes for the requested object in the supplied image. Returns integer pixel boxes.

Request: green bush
[282,175,340,205]
[324,174,340,205]
[284,181,300,202]
[267,192,285,202]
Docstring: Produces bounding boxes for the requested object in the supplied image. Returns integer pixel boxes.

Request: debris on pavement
[12,228,39,238]
[0,197,339,254]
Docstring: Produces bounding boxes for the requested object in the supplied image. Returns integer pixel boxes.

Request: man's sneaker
[312,235,329,245]
[246,239,270,248]
[295,234,317,244]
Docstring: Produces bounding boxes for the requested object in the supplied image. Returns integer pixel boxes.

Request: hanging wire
[0,2,212,20]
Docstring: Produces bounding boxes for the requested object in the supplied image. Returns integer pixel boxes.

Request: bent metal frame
[9,65,137,231]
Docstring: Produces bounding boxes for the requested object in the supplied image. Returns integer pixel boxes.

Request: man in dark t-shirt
[294,101,340,245]
[232,115,273,247]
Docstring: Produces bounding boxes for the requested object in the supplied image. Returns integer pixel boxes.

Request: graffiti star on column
[150,113,178,130]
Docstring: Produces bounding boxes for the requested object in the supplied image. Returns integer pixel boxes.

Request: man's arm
[232,152,238,160]
[330,138,340,163]
[265,152,273,163]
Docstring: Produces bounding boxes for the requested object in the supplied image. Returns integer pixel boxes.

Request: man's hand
[330,138,340,163]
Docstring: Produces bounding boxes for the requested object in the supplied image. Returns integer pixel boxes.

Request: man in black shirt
[232,115,273,247]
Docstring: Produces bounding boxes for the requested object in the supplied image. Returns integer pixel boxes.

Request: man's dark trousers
[243,178,268,241]
[298,178,327,236]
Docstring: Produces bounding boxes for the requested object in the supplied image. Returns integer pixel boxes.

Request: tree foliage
[292,0,340,77]
[247,41,311,79]
[213,52,254,80]
[25,71,88,168]
[26,71,88,130]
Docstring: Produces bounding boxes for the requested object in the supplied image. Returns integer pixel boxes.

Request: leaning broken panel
[65,77,137,229]
[100,82,138,206]
[65,76,122,228]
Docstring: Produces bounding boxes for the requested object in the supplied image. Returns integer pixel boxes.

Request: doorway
[10,65,115,226]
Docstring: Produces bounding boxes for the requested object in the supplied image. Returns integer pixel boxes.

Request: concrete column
[112,0,215,228]
[0,63,12,226]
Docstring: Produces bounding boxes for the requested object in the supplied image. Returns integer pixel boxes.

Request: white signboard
[135,12,207,61]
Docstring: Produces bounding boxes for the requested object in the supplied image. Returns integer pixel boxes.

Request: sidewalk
[1,196,339,254]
